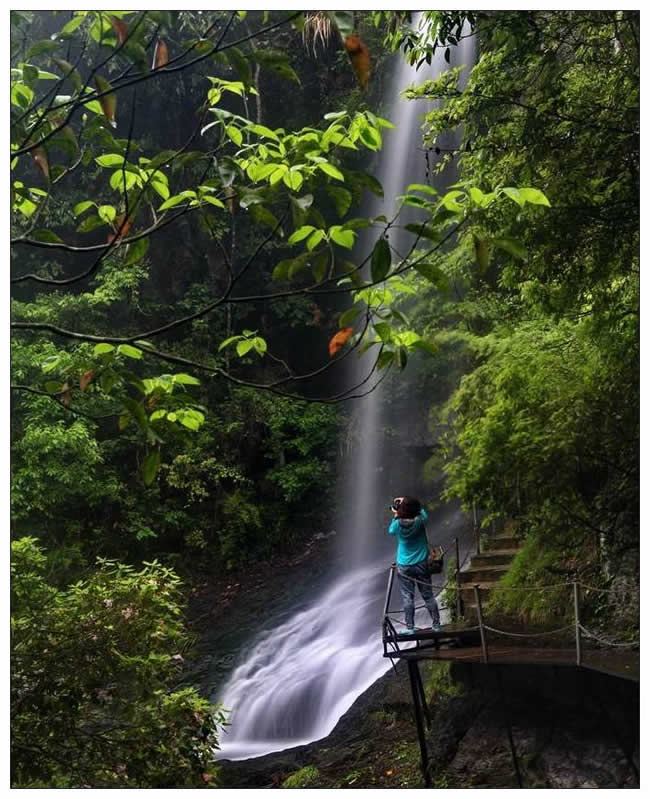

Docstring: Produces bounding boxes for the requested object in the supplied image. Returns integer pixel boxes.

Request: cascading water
[215,16,476,762]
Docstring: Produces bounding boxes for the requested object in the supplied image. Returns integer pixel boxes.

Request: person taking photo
[388,496,441,634]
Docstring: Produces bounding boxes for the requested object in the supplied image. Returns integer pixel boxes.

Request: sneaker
[405,627,416,635]
[431,624,441,633]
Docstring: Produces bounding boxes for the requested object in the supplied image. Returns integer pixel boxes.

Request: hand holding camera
[390,497,404,515]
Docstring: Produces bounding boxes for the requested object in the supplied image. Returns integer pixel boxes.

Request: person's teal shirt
[388,509,429,566]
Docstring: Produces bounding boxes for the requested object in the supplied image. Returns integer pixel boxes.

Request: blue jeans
[397,559,440,628]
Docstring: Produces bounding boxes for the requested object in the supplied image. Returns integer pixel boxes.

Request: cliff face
[432,663,639,789]
[218,660,639,789]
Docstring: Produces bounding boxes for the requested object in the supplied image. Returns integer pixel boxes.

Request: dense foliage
[10,8,638,788]
[404,10,639,615]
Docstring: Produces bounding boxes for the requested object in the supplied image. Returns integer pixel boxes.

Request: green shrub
[11,538,225,788]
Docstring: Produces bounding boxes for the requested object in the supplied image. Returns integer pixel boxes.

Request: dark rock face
[443,663,639,789]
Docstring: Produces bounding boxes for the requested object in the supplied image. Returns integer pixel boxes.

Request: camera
[390,497,402,512]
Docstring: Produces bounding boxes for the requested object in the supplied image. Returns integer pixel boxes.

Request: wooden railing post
[573,580,582,666]
[455,536,462,619]
[474,584,489,663]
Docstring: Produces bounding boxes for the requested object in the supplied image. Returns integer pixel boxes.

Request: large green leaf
[370,237,391,283]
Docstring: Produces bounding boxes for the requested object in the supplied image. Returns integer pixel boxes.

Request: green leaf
[98,205,116,224]
[31,229,64,244]
[173,373,201,385]
[73,200,96,216]
[225,125,243,146]
[373,321,393,342]
[318,162,344,181]
[501,187,524,207]
[41,355,61,373]
[26,40,61,59]
[123,237,149,266]
[142,450,161,485]
[493,238,527,260]
[370,237,391,282]
[377,350,395,370]
[406,183,437,195]
[404,223,441,242]
[290,193,314,212]
[518,187,551,207]
[95,153,125,168]
[117,344,143,359]
[329,225,355,248]
[327,10,355,38]
[179,415,200,431]
[158,194,189,211]
[288,225,315,245]
[326,185,352,217]
[339,306,362,327]
[76,214,105,233]
[236,339,255,357]
[306,229,325,251]
[283,169,304,191]
[218,335,243,351]
[324,110,347,121]
[59,15,85,36]
[93,343,115,355]
[246,123,280,142]
[249,204,280,232]
[414,262,449,291]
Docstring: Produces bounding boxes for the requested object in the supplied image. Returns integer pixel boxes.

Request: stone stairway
[458,523,521,619]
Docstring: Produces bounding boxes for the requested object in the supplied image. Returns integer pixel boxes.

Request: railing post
[455,536,462,619]
[474,584,489,663]
[473,501,480,555]
[573,581,582,666]
[382,565,396,640]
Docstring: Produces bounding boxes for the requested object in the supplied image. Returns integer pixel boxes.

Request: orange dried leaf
[95,75,117,127]
[80,370,95,392]
[153,39,168,69]
[108,214,132,243]
[344,35,371,88]
[110,15,129,46]
[328,327,354,357]
[31,146,49,179]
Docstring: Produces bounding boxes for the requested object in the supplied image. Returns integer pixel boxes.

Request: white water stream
[215,17,475,762]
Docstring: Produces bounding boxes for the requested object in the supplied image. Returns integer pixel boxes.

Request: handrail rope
[482,623,574,638]
[579,581,637,596]
[578,624,639,648]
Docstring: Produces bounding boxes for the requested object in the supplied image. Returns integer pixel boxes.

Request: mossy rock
[282,765,321,788]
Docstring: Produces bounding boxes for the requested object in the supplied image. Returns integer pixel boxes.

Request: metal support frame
[573,581,582,666]
[407,659,431,787]
[474,584,489,663]
[455,536,463,619]
[496,666,523,787]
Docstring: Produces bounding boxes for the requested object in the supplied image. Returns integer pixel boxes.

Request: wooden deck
[383,627,639,682]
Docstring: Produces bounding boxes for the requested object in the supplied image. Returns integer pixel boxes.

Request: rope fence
[578,624,639,649]
[383,548,639,661]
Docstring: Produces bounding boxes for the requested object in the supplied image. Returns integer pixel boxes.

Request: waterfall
[215,16,476,762]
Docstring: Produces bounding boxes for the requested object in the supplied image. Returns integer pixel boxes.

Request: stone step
[469,551,518,568]
[483,536,520,552]
[459,565,511,584]
[458,583,500,602]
